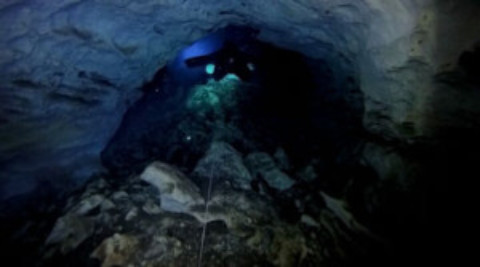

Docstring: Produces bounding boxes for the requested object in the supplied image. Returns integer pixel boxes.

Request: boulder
[320,191,371,236]
[297,164,317,182]
[142,200,162,215]
[71,194,106,215]
[245,152,295,191]
[140,162,204,213]
[91,233,139,267]
[273,147,291,171]
[262,169,296,191]
[45,214,94,254]
[245,152,276,176]
[193,142,253,190]
[124,207,138,221]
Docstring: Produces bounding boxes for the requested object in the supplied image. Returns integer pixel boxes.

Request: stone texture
[45,214,94,254]
[90,233,139,267]
[193,141,252,190]
[320,191,371,235]
[263,169,296,191]
[273,147,291,171]
[37,165,381,266]
[297,164,317,182]
[300,214,320,228]
[124,207,138,221]
[71,194,106,215]
[140,161,204,213]
[142,199,161,215]
[245,152,295,191]
[112,190,129,200]
[361,142,407,182]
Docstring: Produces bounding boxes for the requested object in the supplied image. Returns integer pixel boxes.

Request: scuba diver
[185,41,255,81]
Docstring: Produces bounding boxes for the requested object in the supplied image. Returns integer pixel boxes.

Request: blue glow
[167,31,226,86]
[205,64,215,74]
[180,32,224,63]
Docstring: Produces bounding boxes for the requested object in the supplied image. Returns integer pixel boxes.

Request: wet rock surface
[245,152,295,191]
[193,141,253,191]
[140,161,204,213]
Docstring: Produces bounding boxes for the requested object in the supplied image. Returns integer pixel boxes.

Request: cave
[1,1,479,266]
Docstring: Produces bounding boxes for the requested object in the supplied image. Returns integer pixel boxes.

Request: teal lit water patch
[205,64,215,74]
[186,73,240,114]
[223,73,240,81]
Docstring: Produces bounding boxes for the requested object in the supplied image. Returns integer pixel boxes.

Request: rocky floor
[0,74,388,267]
[2,76,385,266]
[36,142,383,267]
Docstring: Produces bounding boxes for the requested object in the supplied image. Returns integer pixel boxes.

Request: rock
[191,185,277,228]
[129,191,148,205]
[297,165,317,182]
[125,207,138,221]
[361,142,408,186]
[71,194,106,215]
[100,199,116,211]
[256,180,270,196]
[245,152,295,191]
[41,170,369,266]
[263,169,295,191]
[112,191,129,200]
[246,225,308,267]
[85,178,109,193]
[193,141,253,190]
[140,161,204,213]
[91,233,139,267]
[142,200,162,215]
[45,214,94,254]
[70,192,115,214]
[143,236,183,260]
[295,199,304,212]
[320,191,370,235]
[274,147,291,171]
[245,152,276,176]
[300,214,320,228]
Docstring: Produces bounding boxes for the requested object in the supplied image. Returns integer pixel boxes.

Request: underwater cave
[1,1,479,266]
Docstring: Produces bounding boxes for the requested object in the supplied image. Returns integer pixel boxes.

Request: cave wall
[360,0,480,140]
[1,0,479,200]
[359,0,480,196]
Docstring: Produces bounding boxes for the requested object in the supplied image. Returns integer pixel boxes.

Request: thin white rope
[197,164,214,267]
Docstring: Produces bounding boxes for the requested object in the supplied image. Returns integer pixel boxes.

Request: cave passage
[88,27,387,266]
[102,26,365,183]
[1,1,479,266]
[1,23,425,267]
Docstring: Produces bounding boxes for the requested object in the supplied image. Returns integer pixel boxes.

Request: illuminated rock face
[0,0,479,199]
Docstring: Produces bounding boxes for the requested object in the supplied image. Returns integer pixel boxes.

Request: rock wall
[360,0,480,140]
[1,0,479,199]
